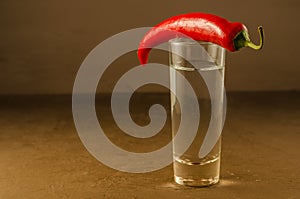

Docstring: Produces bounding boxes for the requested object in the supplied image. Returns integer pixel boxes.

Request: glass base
[174,175,219,187]
[173,155,221,187]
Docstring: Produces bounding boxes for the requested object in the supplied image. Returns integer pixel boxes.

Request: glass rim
[169,38,220,47]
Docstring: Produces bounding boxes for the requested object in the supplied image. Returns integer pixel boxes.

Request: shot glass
[169,38,225,187]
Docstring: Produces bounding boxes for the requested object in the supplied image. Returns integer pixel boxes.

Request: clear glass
[169,38,225,187]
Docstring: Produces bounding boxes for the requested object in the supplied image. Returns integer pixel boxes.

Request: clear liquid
[170,62,224,187]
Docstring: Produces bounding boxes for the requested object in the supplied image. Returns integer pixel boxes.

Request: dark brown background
[0,0,299,94]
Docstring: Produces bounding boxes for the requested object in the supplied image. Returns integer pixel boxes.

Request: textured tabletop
[0,92,299,198]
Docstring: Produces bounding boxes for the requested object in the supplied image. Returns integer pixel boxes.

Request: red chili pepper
[138,12,264,65]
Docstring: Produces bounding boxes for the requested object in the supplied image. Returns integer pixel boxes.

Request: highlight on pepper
[138,12,264,65]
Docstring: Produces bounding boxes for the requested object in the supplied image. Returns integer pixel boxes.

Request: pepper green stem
[245,26,264,50]
[234,26,264,51]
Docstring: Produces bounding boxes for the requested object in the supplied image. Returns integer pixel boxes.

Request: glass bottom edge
[174,175,219,187]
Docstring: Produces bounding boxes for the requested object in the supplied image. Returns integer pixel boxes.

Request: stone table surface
[0,92,299,199]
